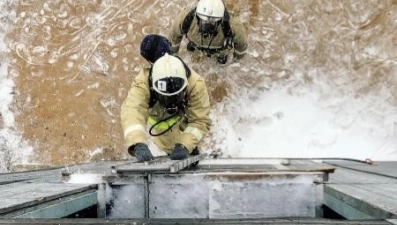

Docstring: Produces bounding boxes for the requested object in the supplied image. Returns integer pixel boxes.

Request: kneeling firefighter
[120,35,212,162]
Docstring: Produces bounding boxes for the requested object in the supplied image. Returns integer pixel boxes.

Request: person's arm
[177,72,212,152]
[231,17,248,60]
[120,68,151,148]
[168,8,191,54]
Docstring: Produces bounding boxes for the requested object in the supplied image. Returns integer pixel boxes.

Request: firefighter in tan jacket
[120,52,211,162]
[168,0,248,64]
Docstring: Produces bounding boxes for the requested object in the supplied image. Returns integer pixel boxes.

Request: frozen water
[0,0,396,169]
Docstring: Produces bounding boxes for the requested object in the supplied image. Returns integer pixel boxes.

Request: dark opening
[65,204,98,218]
[322,205,346,219]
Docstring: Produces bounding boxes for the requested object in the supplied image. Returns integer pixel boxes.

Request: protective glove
[186,41,196,52]
[170,143,189,160]
[128,143,154,162]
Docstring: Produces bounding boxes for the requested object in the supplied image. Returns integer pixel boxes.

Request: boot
[217,55,227,64]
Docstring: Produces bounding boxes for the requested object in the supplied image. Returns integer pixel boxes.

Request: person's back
[168,0,248,64]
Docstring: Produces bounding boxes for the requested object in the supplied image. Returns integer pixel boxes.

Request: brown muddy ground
[1,0,396,166]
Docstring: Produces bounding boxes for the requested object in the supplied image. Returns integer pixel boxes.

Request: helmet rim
[196,13,223,22]
[196,0,225,19]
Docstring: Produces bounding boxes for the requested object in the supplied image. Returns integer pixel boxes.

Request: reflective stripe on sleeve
[184,126,203,141]
[234,48,247,55]
[124,125,146,138]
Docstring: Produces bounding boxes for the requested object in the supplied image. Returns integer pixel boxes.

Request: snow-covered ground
[0,2,32,171]
[0,0,397,171]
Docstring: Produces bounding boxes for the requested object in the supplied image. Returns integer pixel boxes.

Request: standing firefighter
[168,0,248,64]
[120,35,211,162]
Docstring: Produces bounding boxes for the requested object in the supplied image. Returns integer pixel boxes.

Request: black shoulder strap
[221,10,234,48]
[221,11,233,38]
[182,8,197,35]
[148,67,158,108]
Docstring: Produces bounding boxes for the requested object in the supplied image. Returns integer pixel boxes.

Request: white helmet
[196,0,225,21]
[152,53,188,96]
[151,54,189,113]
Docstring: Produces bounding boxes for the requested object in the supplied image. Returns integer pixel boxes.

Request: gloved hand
[170,143,189,160]
[186,41,196,52]
[128,143,154,162]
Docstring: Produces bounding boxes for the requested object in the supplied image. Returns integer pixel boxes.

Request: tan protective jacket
[121,67,211,155]
[168,7,248,59]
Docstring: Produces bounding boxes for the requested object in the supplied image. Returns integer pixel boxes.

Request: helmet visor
[197,13,222,23]
[153,76,187,113]
[153,77,186,96]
